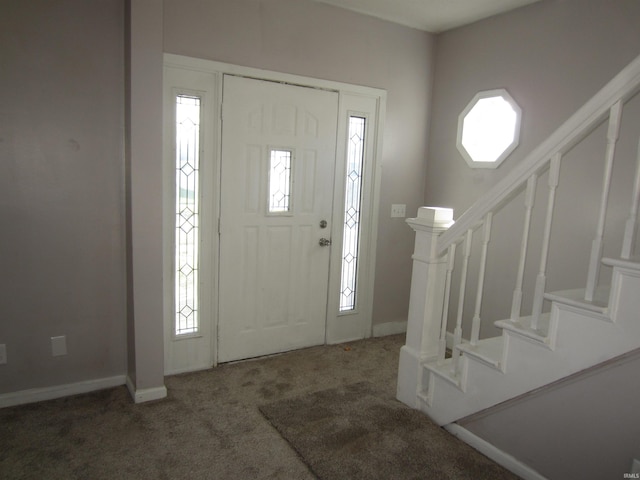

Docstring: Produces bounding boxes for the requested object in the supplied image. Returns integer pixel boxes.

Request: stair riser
[609,266,640,324]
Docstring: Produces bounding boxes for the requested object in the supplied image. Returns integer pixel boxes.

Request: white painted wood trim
[126,376,168,404]
[373,320,407,337]
[0,375,126,409]
[164,54,386,98]
[437,54,640,255]
[445,424,548,480]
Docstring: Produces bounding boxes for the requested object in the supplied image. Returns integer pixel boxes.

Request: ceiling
[312,0,541,33]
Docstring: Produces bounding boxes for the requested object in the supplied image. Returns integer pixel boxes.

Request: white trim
[445,424,548,480]
[0,375,126,409]
[373,320,407,337]
[126,376,168,404]
[164,54,386,98]
[456,88,522,169]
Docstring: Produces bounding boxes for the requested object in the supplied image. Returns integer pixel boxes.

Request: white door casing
[218,76,338,362]
[163,55,386,373]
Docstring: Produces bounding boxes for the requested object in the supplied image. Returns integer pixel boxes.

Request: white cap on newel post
[410,206,455,229]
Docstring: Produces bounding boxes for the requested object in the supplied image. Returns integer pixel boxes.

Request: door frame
[163,54,386,374]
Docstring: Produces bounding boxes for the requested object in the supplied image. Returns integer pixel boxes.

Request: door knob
[319,238,332,247]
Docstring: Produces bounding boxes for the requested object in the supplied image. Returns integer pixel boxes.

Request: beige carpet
[0,335,518,479]
[260,382,518,480]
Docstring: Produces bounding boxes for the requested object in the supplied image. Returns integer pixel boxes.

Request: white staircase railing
[398,54,640,408]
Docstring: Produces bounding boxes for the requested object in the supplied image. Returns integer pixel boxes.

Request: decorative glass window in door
[175,94,201,335]
[340,116,366,311]
[268,149,293,213]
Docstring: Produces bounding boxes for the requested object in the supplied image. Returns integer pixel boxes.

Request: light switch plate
[391,204,406,218]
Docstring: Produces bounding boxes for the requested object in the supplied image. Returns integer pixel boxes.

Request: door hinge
[218,217,221,235]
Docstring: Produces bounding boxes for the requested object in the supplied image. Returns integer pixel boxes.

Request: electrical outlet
[391,204,406,218]
[0,344,6,365]
[51,336,67,357]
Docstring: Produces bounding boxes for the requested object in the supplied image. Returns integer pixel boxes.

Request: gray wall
[0,0,434,396]
[163,0,436,328]
[429,2,640,476]
[427,0,640,337]
[460,349,640,479]
[0,0,127,393]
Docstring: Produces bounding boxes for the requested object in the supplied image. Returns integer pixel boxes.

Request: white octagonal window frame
[457,88,522,169]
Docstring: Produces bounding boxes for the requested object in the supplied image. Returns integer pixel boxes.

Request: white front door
[218,75,339,362]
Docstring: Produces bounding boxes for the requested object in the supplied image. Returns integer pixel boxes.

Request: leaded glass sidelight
[340,116,366,312]
[268,149,292,213]
[175,94,201,335]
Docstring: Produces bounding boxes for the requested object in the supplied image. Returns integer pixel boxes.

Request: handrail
[437,54,640,256]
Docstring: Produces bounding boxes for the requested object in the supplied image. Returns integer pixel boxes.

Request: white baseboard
[373,320,407,337]
[445,424,548,480]
[126,375,167,404]
[0,375,127,409]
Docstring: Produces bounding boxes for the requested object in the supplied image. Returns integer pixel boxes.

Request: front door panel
[218,76,339,362]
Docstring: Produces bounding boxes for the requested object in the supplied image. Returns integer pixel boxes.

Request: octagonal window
[457,89,521,169]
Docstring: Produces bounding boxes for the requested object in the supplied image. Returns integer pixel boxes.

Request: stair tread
[545,286,609,314]
[456,336,503,368]
[423,357,462,387]
[495,313,551,342]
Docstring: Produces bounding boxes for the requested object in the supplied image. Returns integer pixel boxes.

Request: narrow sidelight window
[175,94,201,335]
[340,116,366,311]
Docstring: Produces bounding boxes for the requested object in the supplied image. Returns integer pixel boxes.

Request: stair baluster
[438,243,456,364]
[471,213,493,345]
[585,100,624,301]
[451,229,473,375]
[621,137,640,260]
[531,153,562,329]
[511,174,538,322]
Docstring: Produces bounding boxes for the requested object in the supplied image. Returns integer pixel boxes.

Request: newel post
[397,207,454,408]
